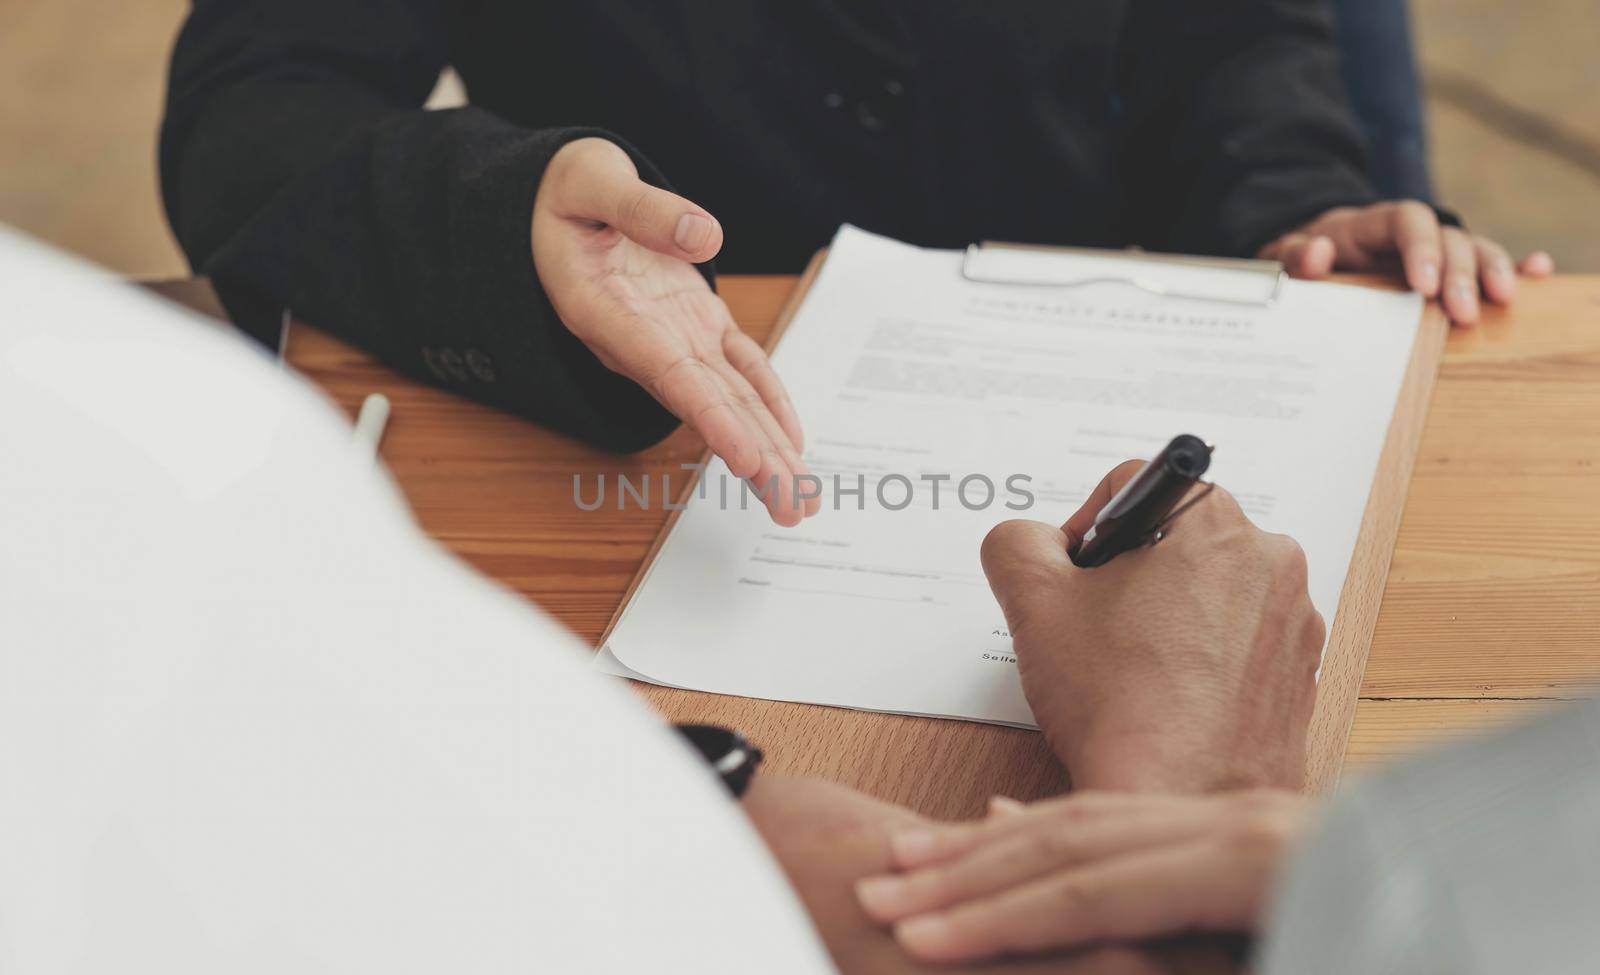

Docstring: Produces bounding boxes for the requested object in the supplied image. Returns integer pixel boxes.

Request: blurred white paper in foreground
[0,227,830,975]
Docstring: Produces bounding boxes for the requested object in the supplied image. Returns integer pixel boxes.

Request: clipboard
[602,245,1448,796]
[962,241,1287,308]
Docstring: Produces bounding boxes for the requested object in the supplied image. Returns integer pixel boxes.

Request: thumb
[607,181,724,263]
[1063,459,1147,550]
[979,519,1071,628]
[1264,233,1337,279]
[557,140,723,262]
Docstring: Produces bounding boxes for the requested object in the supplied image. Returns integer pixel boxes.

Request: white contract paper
[597,226,1423,727]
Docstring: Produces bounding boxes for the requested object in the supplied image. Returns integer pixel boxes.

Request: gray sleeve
[1257,699,1600,975]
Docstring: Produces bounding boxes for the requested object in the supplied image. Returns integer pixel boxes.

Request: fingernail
[988,796,1026,817]
[895,915,953,954]
[674,213,713,253]
[1450,280,1480,325]
[1490,267,1517,303]
[1419,261,1440,294]
[856,876,909,916]
[891,829,939,864]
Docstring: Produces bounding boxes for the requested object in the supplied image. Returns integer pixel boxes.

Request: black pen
[1070,434,1214,568]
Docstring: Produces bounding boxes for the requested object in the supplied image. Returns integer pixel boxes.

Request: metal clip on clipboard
[960,241,1286,309]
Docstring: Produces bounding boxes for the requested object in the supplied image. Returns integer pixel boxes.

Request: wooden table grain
[143,274,1600,816]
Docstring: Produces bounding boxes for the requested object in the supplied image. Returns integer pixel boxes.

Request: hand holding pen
[979,456,1326,794]
[1070,434,1214,567]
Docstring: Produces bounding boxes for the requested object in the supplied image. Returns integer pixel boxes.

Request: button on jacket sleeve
[160,0,681,451]
[1117,0,1381,257]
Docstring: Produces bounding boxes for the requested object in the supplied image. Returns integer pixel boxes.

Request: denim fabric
[1333,0,1436,201]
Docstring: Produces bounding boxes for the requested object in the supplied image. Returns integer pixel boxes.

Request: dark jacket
[161,0,1378,450]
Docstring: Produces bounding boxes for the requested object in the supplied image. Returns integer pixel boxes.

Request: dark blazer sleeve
[160,0,680,451]
[1117,0,1382,258]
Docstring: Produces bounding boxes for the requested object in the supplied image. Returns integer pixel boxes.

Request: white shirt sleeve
[0,227,835,975]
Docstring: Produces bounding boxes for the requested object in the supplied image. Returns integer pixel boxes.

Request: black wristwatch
[675,724,764,799]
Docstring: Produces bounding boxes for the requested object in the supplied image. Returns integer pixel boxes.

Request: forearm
[1052,681,1313,796]
[1121,0,1378,256]
[161,1,680,449]
[743,776,1241,974]
[1065,726,1306,796]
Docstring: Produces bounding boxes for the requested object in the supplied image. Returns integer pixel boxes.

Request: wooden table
[146,275,1600,820]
